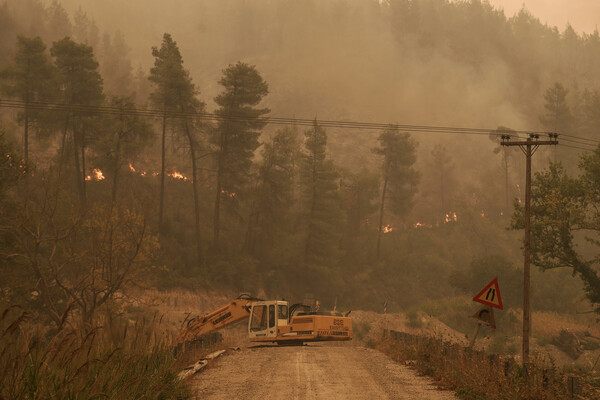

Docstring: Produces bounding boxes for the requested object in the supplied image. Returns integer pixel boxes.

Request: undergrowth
[378,330,600,400]
[0,305,191,400]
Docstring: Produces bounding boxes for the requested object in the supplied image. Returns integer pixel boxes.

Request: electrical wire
[559,136,598,149]
[1,99,597,155]
[559,133,600,145]
[561,144,595,152]
[0,99,561,138]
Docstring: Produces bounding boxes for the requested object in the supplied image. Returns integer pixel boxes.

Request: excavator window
[250,305,267,331]
[269,305,275,328]
[278,305,288,320]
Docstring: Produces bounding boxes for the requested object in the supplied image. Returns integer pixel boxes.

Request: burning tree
[373,126,420,259]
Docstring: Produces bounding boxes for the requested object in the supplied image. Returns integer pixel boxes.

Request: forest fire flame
[382,224,393,233]
[85,168,105,181]
[444,212,457,223]
[127,163,189,181]
[221,189,237,198]
[168,171,189,181]
[414,222,432,228]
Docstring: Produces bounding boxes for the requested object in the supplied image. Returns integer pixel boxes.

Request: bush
[406,310,423,328]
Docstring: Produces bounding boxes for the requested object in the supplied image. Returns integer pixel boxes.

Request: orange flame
[129,162,136,172]
[383,224,393,233]
[414,222,432,228]
[444,212,457,223]
[168,171,189,181]
[85,168,105,181]
[220,189,236,198]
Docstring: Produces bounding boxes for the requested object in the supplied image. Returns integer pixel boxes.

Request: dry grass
[532,311,600,338]
[0,305,190,400]
[378,330,600,400]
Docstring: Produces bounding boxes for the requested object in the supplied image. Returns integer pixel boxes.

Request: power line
[0,99,560,138]
[561,144,595,152]
[559,136,599,147]
[559,137,598,148]
[560,133,600,145]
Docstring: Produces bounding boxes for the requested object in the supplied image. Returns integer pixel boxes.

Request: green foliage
[373,127,420,219]
[512,160,600,310]
[540,83,573,133]
[212,61,269,189]
[212,61,269,248]
[51,37,103,107]
[247,126,301,262]
[449,255,522,310]
[0,35,56,161]
[149,33,197,113]
[300,121,345,276]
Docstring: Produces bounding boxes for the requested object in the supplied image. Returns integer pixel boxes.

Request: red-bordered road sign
[473,277,503,310]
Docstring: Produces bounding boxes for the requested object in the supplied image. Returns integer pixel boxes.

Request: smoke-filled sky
[487,0,600,33]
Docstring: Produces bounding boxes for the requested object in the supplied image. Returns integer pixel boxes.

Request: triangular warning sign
[473,277,503,310]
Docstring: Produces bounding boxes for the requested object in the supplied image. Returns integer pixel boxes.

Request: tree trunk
[184,121,203,266]
[376,162,390,260]
[159,113,167,235]
[213,126,225,250]
[24,97,29,164]
[81,143,87,208]
[213,161,222,250]
[304,155,318,263]
[72,123,84,207]
[112,132,122,205]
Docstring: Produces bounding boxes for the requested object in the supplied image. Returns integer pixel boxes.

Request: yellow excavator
[177,294,352,346]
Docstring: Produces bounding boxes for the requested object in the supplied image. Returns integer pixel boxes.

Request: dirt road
[190,343,456,399]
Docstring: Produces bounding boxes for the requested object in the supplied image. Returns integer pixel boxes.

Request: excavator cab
[248,301,289,340]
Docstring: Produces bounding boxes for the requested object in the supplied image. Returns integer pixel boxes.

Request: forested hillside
[1,0,599,319]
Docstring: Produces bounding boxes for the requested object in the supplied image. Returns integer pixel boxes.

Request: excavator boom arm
[177,294,261,343]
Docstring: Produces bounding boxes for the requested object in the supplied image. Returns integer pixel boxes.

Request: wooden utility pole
[501,133,558,367]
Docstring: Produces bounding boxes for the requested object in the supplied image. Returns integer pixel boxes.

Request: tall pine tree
[51,37,104,207]
[300,120,345,283]
[0,36,55,163]
[373,127,419,259]
[149,33,206,265]
[212,62,269,250]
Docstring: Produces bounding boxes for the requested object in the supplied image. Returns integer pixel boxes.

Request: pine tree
[430,144,454,222]
[51,37,104,207]
[300,120,345,273]
[246,126,300,259]
[373,126,419,259]
[101,31,133,96]
[212,61,269,250]
[94,96,154,204]
[540,82,573,133]
[0,35,55,163]
[149,33,206,264]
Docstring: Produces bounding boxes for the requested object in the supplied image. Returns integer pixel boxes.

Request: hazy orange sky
[486,0,600,33]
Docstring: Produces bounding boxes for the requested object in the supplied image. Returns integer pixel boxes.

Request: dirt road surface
[190,343,456,399]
